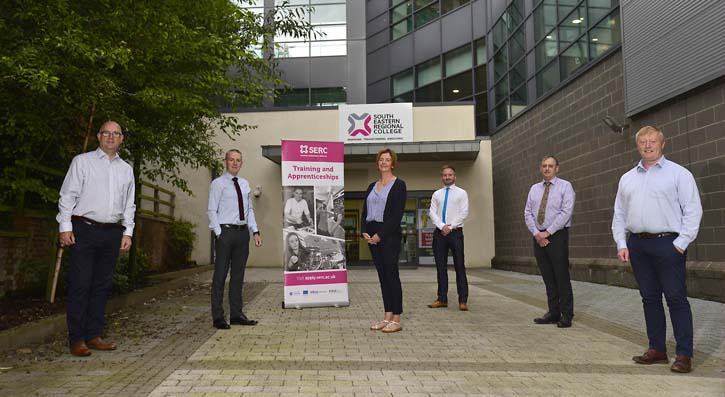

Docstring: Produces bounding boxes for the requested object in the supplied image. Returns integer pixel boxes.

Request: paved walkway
[0,267,722,396]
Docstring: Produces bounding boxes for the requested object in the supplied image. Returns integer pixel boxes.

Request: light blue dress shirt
[366,179,396,222]
[612,156,702,251]
[208,172,258,237]
[524,176,575,236]
[57,148,136,236]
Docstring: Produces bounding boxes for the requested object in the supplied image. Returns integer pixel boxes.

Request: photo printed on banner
[314,185,345,240]
[283,230,346,272]
[282,186,315,233]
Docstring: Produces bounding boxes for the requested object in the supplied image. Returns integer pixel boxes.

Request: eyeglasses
[100,131,123,138]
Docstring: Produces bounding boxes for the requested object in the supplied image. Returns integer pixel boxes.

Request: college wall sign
[338,103,413,143]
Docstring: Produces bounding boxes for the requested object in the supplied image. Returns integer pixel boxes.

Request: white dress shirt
[208,172,258,237]
[57,148,136,236]
[284,198,310,222]
[429,183,469,230]
[612,156,702,251]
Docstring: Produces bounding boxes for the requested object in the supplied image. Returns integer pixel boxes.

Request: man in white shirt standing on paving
[427,165,470,311]
[612,125,702,373]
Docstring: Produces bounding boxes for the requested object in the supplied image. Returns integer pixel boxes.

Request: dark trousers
[628,234,693,357]
[67,220,122,345]
[533,228,573,316]
[211,227,250,321]
[367,222,403,315]
[433,228,468,303]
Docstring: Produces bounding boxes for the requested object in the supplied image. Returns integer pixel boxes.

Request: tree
[0,0,312,205]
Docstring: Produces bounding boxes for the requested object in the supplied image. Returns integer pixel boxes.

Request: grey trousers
[211,227,250,321]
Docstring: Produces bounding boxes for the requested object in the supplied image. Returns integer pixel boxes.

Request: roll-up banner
[281,140,349,308]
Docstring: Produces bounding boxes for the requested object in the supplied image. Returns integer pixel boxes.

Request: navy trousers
[67,220,123,345]
[432,228,468,303]
[211,227,250,322]
[533,228,573,317]
[628,234,693,357]
[366,221,403,315]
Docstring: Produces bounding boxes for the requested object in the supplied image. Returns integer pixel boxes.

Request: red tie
[232,177,245,221]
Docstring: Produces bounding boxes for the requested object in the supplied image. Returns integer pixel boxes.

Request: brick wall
[490,49,724,299]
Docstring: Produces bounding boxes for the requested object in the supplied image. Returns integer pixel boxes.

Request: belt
[71,215,125,230]
[635,232,678,239]
[221,224,247,229]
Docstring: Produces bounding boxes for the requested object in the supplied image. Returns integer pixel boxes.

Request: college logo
[347,113,372,136]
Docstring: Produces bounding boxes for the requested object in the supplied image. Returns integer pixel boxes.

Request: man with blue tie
[524,155,575,328]
[208,149,262,329]
[427,165,470,311]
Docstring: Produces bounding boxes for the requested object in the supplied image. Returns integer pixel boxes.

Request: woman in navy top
[361,148,407,333]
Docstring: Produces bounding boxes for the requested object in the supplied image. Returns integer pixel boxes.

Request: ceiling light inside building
[452,89,460,93]
[546,35,553,39]
[592,38,599,42]
[572,19,582,24]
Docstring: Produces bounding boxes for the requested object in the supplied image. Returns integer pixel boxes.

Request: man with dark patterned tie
[427,165,470,311]
[208,149,262,329]
[524,156,576,328]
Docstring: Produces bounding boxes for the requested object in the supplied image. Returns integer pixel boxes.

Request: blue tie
[442,187,450,223]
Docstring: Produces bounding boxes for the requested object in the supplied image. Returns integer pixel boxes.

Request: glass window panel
[445,45,472,77]
[276,0,307,5]
[392,69,414,96]
[474,64,486,93]
[392,91,414,103]
[495,99,510,126]
[312,25,346,40]
[310,40,346,56]
[588,0,617,23]
[414,0,435,10]
[443,70,473,101]
[416,58,441,87]
[559,5,587,48]
[510,58,526,89]
[508,27,525,64]
[589,11,621,58]
[475,113,489,136]
[508,0,524,29]
[391,17,412,40]
[535,35,557,69]
[558,0,580,21]
[475,38,486,65]
[311,87,346,106]
[311,4,346,25]
[494,75,508,104]
[241,0,264,6]
[560,38,588,79]
[275,41,309,57]
[414,3,439,28]
[442,0,470,14]
[391,1,412,24]
[533,1,557,42]
[510,83,527,116]
[537,58,559,96]
[275,88,309,107]
[475,92,487,115]
[493,44,508,81]
[276,32,307,42]
[492,16,508,52]
[415,82,441,102]
[391,0,408,7]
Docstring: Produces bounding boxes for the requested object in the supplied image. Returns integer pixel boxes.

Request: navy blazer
[361,178,407,240]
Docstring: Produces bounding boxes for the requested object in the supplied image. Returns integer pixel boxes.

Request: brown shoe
[459,302,469,311]
[670,355,692,373]
[86,337,117,351]
[632,349,668,364]
[427,300,448,308]
[70,341,91,357]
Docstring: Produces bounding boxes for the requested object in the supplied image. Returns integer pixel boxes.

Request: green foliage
[0,0,313,203]
[5,258,52,298]
[115,247,151,293]
[166,219,197,270]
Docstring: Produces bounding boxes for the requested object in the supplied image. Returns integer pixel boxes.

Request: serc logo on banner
[299,144,328,155]
[347,113,372,137]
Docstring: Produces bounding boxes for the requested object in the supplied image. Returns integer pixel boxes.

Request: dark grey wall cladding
[491,50,725,264]
[441,5,473,53]
[622,0,725,115]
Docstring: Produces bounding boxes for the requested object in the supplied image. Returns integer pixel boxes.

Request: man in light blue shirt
[612,126,702,373]
[208,149,262,329]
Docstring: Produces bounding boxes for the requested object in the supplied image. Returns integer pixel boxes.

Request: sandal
[381,321,402,333]
[370,319,390,330]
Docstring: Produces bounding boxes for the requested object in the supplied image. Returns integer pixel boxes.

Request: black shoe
[534,312,560,324]
[213,320,230,329]
[557,314,573,328]
[230,315,258,326]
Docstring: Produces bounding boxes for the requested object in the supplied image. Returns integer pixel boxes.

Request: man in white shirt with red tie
[427,165,470,311]
[208,149,262,329]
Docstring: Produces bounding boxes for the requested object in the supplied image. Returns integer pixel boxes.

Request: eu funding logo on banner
[339,103,413,143]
